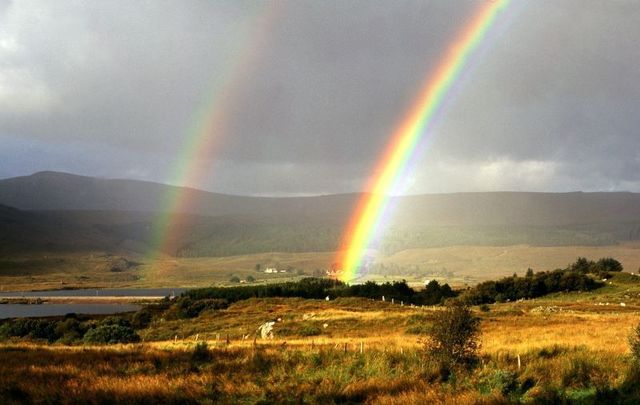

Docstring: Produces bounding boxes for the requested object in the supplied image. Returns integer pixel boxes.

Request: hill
[0,172,639,258]
[2,171,640,228]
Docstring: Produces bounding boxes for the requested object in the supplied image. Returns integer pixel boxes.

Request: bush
[405,325,430,335]
[99,316,131,327]
[299,325,322,336]
[55,318,86,342]
[630,323,640,363]
[191,342,211,362]
[479,369,518,396]
[230,276,240,283]
[168,297,229,319]
[131,309,154,328]
[0,319,60,342]
[426,301,480,369]
[83,325,140,344]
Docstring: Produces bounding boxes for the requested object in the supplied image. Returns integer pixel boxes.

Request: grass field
[2,243,640,291]
[2,274,640,403]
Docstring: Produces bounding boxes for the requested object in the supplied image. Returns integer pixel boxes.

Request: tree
[229,276,240,283]
[526,268,534,278]
[427,301,480,369]
[246,275,255,283]
[255,264,262,272]
[596,257,623,273]
[570,257,594,274]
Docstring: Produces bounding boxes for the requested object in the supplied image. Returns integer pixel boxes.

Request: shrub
[55,318,86,342]
[246,275,255,283]
[131,309,154,328]
[0,319,60,342]
[99,316,131,327]
[83,325,140,344]
[426,301,480,369]
[229,276,240,283]
[191,342,211,362]
[479,369,518,396]
[405,325,430,335]
[630,323,640,363]
[299,325,322,336]
[172,297,229,319]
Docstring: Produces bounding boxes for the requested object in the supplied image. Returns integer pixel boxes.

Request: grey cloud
[1,0,639,195]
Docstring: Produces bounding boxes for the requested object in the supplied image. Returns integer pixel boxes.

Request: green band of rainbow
[337,0,511,282]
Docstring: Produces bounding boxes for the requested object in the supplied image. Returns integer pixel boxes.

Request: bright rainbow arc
[147,4,279,261]
[337,0,511,282]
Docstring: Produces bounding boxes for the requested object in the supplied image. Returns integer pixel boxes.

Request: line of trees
[461,257,620,305]
[184,278,456,307]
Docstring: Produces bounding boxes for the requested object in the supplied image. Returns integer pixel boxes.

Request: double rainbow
[336,0,511,282]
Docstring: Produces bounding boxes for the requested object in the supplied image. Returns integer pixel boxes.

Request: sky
[1,0,639,196]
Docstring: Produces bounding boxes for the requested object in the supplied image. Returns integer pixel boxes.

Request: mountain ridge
[1,171,640,228]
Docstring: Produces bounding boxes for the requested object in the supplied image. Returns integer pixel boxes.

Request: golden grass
[481,312,639,355]
[1,300,639,404]
[2,275,640,402]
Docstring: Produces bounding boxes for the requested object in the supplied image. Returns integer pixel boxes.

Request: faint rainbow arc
[337,0,512,282]
[147,4,280,260]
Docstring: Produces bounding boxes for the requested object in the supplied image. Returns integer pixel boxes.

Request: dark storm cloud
[1,0,639,195]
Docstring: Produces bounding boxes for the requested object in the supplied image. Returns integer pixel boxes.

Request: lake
[0,303,142,319]
[0,288,190,319]
[0,288,189,298]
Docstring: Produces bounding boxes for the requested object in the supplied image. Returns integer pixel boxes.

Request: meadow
[2,243,640,291]
[2,265,640,404]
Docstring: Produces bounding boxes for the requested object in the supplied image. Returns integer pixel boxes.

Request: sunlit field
[3,243,640,291]
[2,270,640,404]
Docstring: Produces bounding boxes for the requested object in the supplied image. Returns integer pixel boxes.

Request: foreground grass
[2,273,640,403]
[1,340,638,404]
[2,296,640,403]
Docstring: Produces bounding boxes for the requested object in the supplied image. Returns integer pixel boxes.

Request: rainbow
[147,3,280,260]
[336,0,511,282]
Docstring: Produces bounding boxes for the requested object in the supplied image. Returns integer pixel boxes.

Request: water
[0,288,189,298]
[0,288,190,319]
[0,303,141,319]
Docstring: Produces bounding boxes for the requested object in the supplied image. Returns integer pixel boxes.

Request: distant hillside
[0,172,639,257]
[2,172,640,227]
[0,171,355,225]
